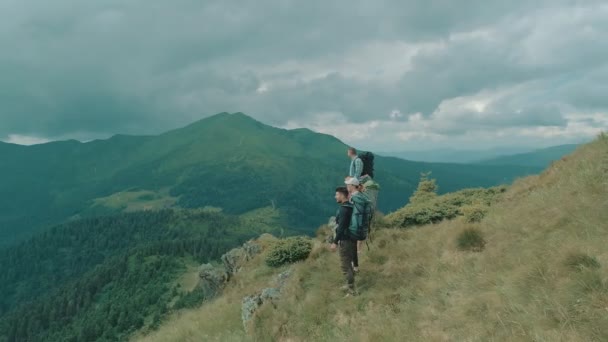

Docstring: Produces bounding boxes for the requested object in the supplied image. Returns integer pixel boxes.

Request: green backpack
[349,192,372,241]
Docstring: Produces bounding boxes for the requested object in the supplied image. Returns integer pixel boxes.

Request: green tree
[409,173,438,204]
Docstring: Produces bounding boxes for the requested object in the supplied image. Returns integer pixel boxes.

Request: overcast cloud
[1,0,607,150]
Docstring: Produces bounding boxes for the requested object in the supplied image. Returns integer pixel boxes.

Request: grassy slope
[138,135,607,342]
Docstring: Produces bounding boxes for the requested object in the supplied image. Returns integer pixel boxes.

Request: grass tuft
[456,227,486,252]
[565,252,601,271]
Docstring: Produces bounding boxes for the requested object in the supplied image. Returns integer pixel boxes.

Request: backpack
[358,152,375,178]
[349,192,372,241]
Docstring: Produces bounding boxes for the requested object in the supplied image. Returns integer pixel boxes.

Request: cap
[344,178,360,186]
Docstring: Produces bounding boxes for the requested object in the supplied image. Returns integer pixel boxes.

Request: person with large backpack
[347,147,375,181]
[347,147,363,180]
[330,186,357,296]
[345,177,372,272]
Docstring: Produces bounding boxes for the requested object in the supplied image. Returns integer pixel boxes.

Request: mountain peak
[206,111,256,122]
[186,112,264,129]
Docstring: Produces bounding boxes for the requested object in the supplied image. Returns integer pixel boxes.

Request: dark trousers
[339,239,357,289]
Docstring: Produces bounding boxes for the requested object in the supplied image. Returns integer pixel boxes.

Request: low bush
[461,204,488,223]
[457,227,486,252]
[391,202,460,227]
[265,236,313,267]
[174,287,207,310]
[388,182,507,228]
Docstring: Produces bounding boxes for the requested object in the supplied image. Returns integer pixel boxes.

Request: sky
[1,0,607,151]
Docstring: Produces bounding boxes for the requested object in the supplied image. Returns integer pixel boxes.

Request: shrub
[392,202,460,227]
[565,252,600,271]
[461,204,488,223]
[265,236,313,267]
[388,184,507,228]
[174,287,207,310]
[457,228,486,252]
[137,193,156,201]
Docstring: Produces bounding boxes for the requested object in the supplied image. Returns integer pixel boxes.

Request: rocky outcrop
[222,240,262,277]
[197,239,263,299]
[197,263,229,299]
[241,269,292,330]
[325,216,337,243]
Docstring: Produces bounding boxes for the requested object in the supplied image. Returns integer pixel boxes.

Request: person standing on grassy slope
[345,177,372,273]
[360,175,380,245]
[330,186,357,296]
[348,147,364,180]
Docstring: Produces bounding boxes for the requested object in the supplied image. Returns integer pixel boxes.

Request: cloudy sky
[1,0,607,151]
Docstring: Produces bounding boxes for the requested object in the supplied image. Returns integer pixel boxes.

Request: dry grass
[136,135,608,342]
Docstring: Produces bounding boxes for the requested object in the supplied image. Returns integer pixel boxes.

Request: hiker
[330,186,357,296]
[361,176,380,221]
[348,147,364,180]
[345,177,372,273]
[348,147,375,182]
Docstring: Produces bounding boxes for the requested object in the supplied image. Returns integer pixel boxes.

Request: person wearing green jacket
[345,177,372,273]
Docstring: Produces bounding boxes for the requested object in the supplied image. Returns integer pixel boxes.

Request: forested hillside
[0,208,283,342]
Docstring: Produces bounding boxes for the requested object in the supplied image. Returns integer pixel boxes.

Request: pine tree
[409,172,438,204]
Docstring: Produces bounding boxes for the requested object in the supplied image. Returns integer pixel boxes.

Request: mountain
[0,112,541,247]
[0,207,284,342]
[477,144,579,167]
[140,134,608,341]
[378,146,535,163]
[379,144,581,164]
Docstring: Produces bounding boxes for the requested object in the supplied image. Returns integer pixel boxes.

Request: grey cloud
[0,0,607,148]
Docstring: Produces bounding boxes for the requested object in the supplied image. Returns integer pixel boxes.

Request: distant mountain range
[0,112,542,247]
[476,144,579,167]
[380,144,580,164]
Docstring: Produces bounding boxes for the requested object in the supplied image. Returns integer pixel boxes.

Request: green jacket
[349,192,371,240]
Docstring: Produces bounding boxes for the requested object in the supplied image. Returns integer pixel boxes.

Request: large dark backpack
[349,192,372,241]
[358,152,375,178]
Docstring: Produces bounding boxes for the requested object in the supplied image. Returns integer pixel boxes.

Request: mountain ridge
[0,112,540,247]
[379,144,582,164]
[477,144,579,167]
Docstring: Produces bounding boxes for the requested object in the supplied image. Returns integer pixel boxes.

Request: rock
[241,268,293,331]
[325,217,338,243]
[196,239,263,301]
[241,295,262,330]
[243,240,262,257]
[328,216,337,226]
[276,269,292,288]
[260,288,280,302]
[222,240,262,277]
[197,263,229,299]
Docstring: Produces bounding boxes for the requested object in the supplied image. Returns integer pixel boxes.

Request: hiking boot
[344,289,358,298]
[353,266,360,273]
